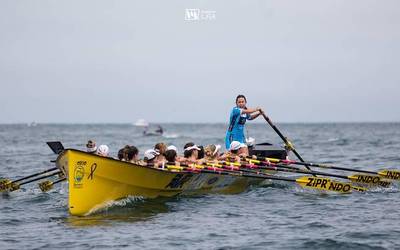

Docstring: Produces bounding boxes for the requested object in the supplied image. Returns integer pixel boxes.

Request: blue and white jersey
[227,107,250,134]
[225,107,250,149]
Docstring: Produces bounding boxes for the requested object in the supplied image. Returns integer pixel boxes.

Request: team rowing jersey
[225,107,250,149]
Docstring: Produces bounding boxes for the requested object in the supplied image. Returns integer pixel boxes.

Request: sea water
[0,123,399,249]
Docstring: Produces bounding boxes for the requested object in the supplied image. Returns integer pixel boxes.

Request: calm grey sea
[1,123,400,250]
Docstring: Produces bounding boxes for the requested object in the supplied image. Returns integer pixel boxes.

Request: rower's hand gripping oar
[260,113,312,172]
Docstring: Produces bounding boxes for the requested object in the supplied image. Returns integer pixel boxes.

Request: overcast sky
[0,0,399,123]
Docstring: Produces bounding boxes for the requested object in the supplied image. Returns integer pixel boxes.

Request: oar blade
[348,174,392,188]
[8,182,20,192]
[38,180,53,192]
[0,179,20,192]
[0,179,12,192]
[378,170,400,180]
[296,176,363,193]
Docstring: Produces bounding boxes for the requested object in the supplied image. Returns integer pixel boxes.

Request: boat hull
[57,149,265,216]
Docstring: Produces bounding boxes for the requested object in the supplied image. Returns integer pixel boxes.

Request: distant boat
[143,125,163,136]
[134,119,149,127]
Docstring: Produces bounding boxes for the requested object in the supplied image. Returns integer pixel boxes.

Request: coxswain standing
[225,95,264,149]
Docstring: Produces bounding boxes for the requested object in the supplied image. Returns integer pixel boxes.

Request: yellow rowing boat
[57,149,269,216]
[1,141,378,215]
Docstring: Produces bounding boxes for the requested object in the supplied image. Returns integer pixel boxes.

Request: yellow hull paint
[57,150,265,216]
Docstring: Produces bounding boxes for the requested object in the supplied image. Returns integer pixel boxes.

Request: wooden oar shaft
[206,162,270,176]
[194,168,297,182]
[261,113,312,171]
[234,159,391,187]
[293,161,377,174]
[177,163,297,182]
[265,157,378,175]
[12,167,59,184]
[249,161,350,180]
[218,159,342,179]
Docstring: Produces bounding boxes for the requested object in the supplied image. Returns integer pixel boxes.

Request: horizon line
[1,121,400,125]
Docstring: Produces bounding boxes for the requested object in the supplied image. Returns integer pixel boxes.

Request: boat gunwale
[61,148,200,175]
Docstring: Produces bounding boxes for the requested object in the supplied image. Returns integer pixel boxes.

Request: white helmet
[144,149,159,160]
[167,145,178,153]
[97,145,109,156]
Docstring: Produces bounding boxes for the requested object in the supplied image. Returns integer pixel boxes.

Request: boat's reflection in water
[64,196,178,227]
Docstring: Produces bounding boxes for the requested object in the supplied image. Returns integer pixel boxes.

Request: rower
[167,145,185,162]
[154,142,167,162]
[183,142,201,164]
[219,141,245,162]
[126,146,143,165]
[225,95,264,149]
[96,145,110,157]
[167,145,178,153]
[204,144,221,163]
[143,149,160,166]
[238,143,249,159]
[117,145,131,161]
[86,140,97,153]
[165,149,180,166]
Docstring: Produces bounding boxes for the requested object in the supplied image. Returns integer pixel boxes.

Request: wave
[85,196,145,216]
[366,183,399,193]
[163,133,180,139]
[327,138,340,142]
[300,239,386,250]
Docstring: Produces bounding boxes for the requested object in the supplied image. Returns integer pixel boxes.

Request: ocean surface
[1,123,400,250]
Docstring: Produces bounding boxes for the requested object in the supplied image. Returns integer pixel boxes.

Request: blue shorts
[225,131,245,149]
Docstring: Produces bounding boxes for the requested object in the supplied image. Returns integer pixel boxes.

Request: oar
[38,177,67,192]
[211,159,389,188]
[205,162,277,177]
[242,159,391,188]
[258,157,400,181]
[168,163,366,193]
[170,162,276,177]
[12,167,58,183]
[260,113,312,171]
[0,167,60,192]
[2,171,62,192]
